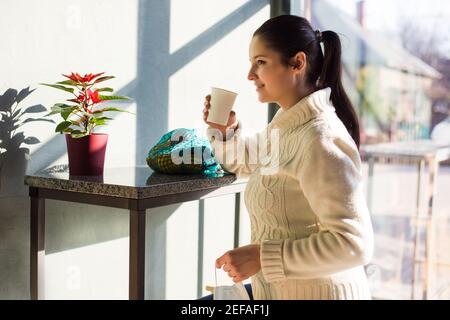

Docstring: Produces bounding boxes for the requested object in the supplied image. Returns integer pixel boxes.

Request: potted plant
[41,72,132,176]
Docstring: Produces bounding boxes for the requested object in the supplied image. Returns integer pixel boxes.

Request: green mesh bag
[146,128,226,178]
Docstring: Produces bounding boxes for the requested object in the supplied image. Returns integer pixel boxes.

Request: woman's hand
[215,244,261,283]
[203,94,239,140]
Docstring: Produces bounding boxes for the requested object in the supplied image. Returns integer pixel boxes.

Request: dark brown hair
[254,15,360,148]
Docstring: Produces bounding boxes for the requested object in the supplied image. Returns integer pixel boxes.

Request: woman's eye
[256,60,265,65]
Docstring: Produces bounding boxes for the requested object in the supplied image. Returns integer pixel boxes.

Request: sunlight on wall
[1,0,268,299]
[0,0,139,167]
[164,0,269,299]
[165,201,199,299]
[45,238,128,300]
[168,3,270,134]
[0,0,138,299]
[170,0,252,54]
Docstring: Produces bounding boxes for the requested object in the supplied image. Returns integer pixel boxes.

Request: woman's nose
[247,69,256,81]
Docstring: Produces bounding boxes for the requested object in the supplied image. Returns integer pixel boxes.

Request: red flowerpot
[65,133,108,176]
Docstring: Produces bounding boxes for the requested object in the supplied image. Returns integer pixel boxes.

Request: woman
[202,15,374,300]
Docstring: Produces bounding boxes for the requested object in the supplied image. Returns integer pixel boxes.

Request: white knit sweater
[207,88,374,300]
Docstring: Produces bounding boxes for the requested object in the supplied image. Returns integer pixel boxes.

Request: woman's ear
[291,52,307,74]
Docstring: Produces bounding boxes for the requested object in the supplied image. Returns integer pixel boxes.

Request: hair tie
[315,29,322,42]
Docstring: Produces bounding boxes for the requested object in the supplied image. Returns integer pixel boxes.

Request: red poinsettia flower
[67,92,85,103]
[62,72,105,83]
[87,89,101,104]
[41,72,131,137]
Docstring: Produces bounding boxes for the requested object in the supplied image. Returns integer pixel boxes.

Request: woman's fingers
[226,268,248,282]
[202,96,237,133]
[223,264,232,273]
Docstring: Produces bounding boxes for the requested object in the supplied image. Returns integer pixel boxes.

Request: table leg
[233,193,241,249]
[129,209,146,300]
[367,156,375,214]
[422,158,438,300]
[30,189,45,300]
[197,199,205,298]
[411,159,424,299]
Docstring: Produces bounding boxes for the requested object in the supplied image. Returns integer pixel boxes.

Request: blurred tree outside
[396,5,450,133]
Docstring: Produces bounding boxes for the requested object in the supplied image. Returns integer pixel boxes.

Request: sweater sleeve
[260,133,374,282]
[206,122,269,178]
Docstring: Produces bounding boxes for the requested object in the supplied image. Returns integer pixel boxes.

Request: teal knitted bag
[146,128,225,178]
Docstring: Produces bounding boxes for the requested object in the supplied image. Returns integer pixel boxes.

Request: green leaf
[95,116,113,120]
[97,107,134,114]
[63,127,84,134]
[23,136,40,145]
[71,132,89,139]
[45,104,78,117]
[91,111,103,117]
[96,87,114,92]
[55,121,72,133]
[92,76,115,85]
[61,106,78,120]
[40,83,74,93]
[69,118,86,126]
[65,129,88,138]
[44,111,58,117]
[53,103,72,109]
[90,116,112,126]
[56,80,80,87]
[98,94,130,101]
[93,119,107,126]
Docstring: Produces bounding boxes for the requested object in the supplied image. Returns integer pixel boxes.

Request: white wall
[0,0,269,299]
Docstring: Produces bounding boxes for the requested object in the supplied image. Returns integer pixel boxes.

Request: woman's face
[247,36,299,105]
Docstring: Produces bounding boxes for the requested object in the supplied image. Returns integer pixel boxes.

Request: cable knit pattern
[206,88,374,300]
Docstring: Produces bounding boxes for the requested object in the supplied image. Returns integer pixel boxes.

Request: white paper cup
[207,87,238,126]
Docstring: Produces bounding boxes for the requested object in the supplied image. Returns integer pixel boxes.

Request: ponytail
[318,31,360,149]
[253,15,360,149]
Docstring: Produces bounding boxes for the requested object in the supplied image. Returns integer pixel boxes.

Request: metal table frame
[29,181,246,300]
[362,140,450,300]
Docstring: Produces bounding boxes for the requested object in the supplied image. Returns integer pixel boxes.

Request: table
[24,165,247,300]
[360,139,450,300]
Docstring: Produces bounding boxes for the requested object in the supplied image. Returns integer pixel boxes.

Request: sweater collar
[269,87,334,130]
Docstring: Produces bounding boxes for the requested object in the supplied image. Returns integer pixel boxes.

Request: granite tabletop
[24,165,247,199]
[360,140,450,160]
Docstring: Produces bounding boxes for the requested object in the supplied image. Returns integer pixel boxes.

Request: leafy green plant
[41,72,132,138]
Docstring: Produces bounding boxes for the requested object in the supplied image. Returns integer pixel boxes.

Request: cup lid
[211,87,238,95]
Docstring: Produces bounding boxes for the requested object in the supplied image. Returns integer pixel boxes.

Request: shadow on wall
[135,0,268,299]
[0,87,51,197]
[0,87,51,299]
